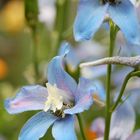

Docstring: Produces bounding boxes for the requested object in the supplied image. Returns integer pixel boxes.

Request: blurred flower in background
[74,0,140,45]
[38,0,56,28]
[89,101,139,140]
[0,0,25,33]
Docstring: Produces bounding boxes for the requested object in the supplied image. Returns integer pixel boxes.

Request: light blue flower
[74,0,140,45]
[90,101,140,140]
[4,47,104,140]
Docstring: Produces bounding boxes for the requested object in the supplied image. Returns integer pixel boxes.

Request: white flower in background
[38,0,56,28]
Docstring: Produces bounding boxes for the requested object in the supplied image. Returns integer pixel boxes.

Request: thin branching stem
[80,56,140,68]
[104,21,118,140]
[111,70,140,112]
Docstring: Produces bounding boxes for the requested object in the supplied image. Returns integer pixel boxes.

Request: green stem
[53,0,67,54]
[24,0,39,82]
[77,114,86,140]
[104,22,118,140]
[32,28,39,82]
[111,70,140,112]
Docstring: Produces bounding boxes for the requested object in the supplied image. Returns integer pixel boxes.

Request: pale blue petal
[93,80,106,101]
[52,115,77,140]
[47,53,77,99]
[5,85,48,114]
[127,130,140,140]
[74,0,108,41]
[64,93,93,115]
[75,77,96,101]
[116,32,140,56]
[110,101,135,140]
[64,78,94,114]
[108,0,140,45]
[58,42,71,56]
[58,42,80,70]
[19,111,58,140]
[91,117,105,137]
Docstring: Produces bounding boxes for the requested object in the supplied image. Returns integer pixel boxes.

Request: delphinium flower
[74,0,140,45]
[4,47,105,140]
[89,101,140,140]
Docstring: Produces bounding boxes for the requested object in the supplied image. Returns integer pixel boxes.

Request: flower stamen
[44,83,74,117]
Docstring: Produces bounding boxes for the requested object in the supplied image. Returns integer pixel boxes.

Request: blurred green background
[0,0,140,140]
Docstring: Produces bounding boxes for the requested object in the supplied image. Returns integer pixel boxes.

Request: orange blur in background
[86,128,97,140]
[0,59,8,79]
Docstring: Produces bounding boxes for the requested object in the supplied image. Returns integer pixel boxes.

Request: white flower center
[44,83,72,113]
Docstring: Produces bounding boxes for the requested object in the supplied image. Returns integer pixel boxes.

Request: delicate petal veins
[74,0,108,41]
[5,85,48,114]
[108,0,140,45]
[110,101,135,140]
[47,52,77,99]
[19,112,58,140]
[52,115,77,140]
